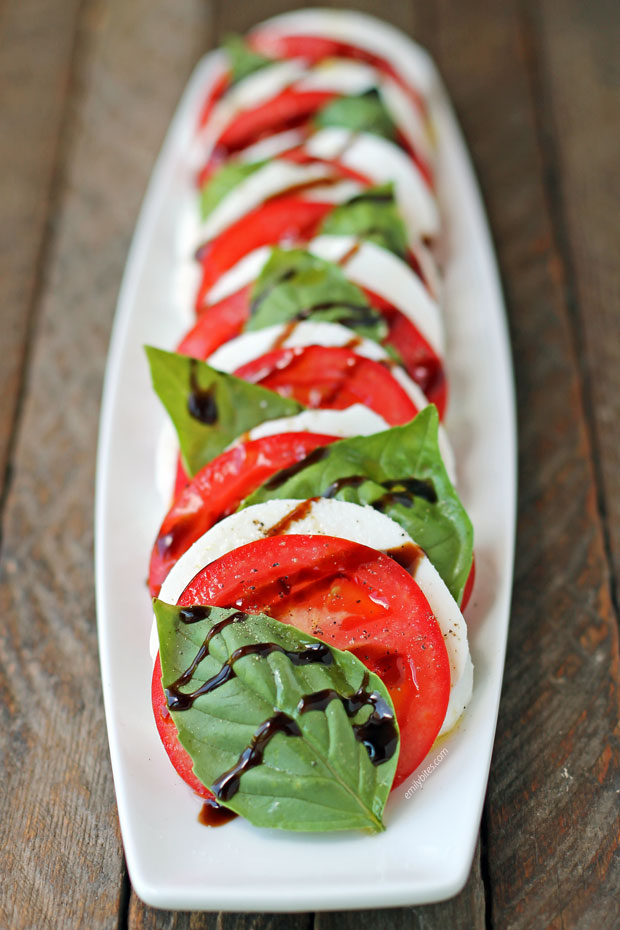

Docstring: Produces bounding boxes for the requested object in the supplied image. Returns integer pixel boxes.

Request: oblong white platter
[95,8,516,913]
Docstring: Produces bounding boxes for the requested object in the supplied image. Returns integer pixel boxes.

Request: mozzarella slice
[240,404,389,443]
[297,58,379,96]
[205,237,444,357]
[237,128,307,163]
[194,161,336,246]
[305,129,439,239]
[379,78,434,168]
[172,258,202,327]
[156,498,472,736]
[155,418,180,507]
[298,180,363,203]
[308,235,444,356]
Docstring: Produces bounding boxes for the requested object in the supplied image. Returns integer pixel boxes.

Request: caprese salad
[146,15,475,834]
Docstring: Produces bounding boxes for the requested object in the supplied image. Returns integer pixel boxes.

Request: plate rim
[95,9,516,912]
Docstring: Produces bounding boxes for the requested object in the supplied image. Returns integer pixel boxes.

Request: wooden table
[1,0,618,927]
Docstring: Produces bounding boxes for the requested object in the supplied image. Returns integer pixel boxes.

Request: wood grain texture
[425,0,620,926]
[0,0,211,928]
[129,905,313,930]
[534,0,620,616]
[0,0,81,501]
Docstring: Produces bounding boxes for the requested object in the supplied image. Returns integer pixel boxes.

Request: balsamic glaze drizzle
[198,796,238,827]
[298,672,398,766]
[263,447,330,490]
[290,300,379,330]
[249,267,296,317]
[323,475,437,510]
[187,358,218,424]
[386,541,425,576]
[322,475,368,498]
[263,498,318,536]
[165,609,246,708]
[347,190,394,206]
[264,445,437,517]
[212,712,302,801]
[379,476,438,504]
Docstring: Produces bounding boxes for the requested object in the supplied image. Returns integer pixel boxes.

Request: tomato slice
[152,652,214,800]
[461,556,476,611]
[360,286,447,417]
[198,71,229,128]
[172,457,189,502]
[177,286,252,359]
[234,344,419,425]
[178,534,451,787]
[194,197,333,305]
[149,431,337,597]
[213,88,336,157]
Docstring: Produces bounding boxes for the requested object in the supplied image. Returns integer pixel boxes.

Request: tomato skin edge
[151,653,215,800]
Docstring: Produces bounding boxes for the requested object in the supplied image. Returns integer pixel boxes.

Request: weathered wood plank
[0,0,81,499]
[129,904,313,930]
[215,0,417,35]
[533,0,620,619]
[425,0,620,927]
[0,1,211,928]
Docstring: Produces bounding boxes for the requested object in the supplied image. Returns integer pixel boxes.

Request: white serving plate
[95,9,516,912]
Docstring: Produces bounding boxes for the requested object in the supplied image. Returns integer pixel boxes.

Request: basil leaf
[319,184,409,259]
[222,34,272,85]
[247,247,388,344]
[243,406,473,604]
[145,347,303,476]
[315,89,396,142]
[155,602,398,832]
[200,160,265,221]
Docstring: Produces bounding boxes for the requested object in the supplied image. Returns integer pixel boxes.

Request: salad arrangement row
[146,17,475,834]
